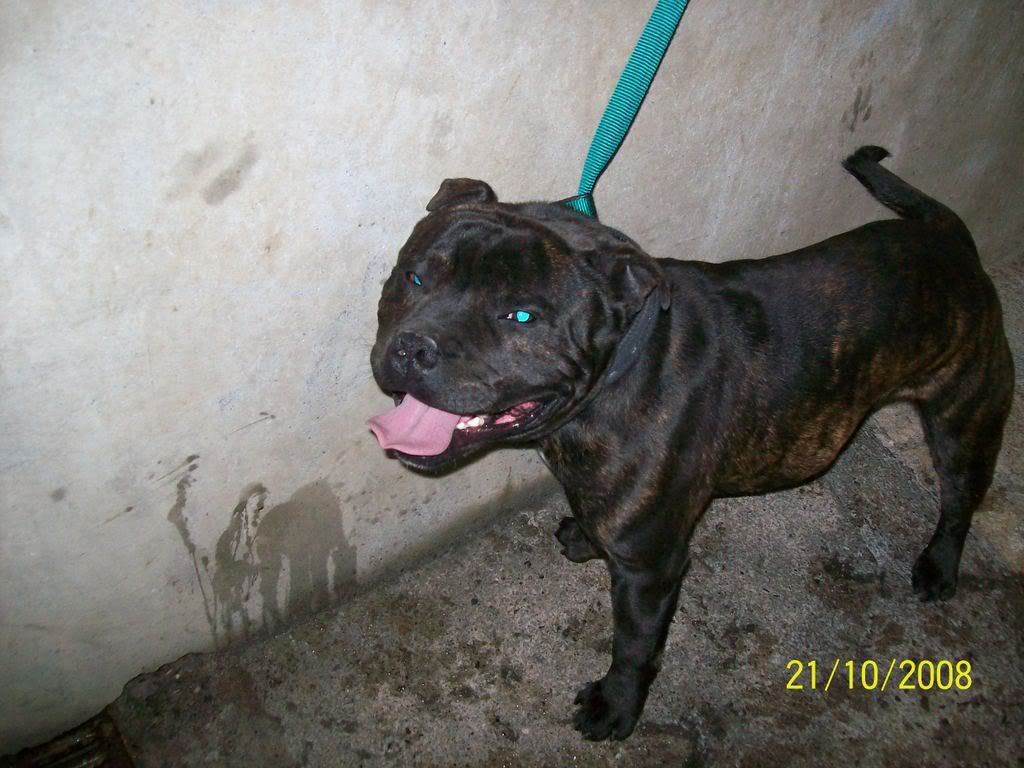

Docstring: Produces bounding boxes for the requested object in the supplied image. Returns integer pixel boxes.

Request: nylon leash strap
[560,0,690,220]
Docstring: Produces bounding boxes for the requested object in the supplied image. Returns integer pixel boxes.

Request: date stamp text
[785,659,973,692]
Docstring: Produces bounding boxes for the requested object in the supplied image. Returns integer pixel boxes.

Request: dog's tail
[842,146,968,235]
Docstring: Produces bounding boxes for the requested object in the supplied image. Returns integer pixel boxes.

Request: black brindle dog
[368,147,1014,740]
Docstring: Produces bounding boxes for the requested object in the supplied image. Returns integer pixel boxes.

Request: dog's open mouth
[367,393,554,464]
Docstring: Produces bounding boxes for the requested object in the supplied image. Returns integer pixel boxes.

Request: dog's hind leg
[912,351,1014,601]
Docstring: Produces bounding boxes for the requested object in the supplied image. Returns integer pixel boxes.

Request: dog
[367,147,1014,740]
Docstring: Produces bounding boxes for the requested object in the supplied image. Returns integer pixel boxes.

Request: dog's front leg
[573,552,689,741]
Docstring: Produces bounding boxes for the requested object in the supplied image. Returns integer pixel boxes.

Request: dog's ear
[426,178,497,211]
[617,259,672,313]
[589,252,672,315]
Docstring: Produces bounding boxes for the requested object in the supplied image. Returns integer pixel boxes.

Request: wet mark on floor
[807,551,890,622]
[114,652,297,767]
[718,620,778,672]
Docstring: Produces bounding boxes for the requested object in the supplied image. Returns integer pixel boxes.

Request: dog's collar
[604,290,661,387]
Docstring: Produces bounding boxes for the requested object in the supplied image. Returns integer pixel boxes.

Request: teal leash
[560,0,690,220]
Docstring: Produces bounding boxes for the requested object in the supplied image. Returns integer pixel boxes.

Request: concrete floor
[14,257,1024,767]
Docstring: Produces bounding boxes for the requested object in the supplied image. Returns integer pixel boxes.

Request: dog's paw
[912,550,957,602]
[556,517,601,563]
[572,678,639,741]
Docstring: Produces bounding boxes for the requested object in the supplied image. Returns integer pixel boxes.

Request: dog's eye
[504,310,535,323]
[405,271,423,286]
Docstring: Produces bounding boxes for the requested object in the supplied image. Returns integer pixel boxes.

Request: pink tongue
[367,394,463,456]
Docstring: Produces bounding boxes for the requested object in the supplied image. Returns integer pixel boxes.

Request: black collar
[604,289,661,386]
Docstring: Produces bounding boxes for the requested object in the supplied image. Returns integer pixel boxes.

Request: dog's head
[368,178,670,471]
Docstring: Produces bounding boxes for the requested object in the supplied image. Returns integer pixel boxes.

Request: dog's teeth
[466,416,485,428]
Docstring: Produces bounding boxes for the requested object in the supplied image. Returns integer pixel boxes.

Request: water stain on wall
[103,505,135,525]
[165,144,223,201]
[229,411,276,435]
[211,483,267,642]
[166,471,357,647]
[254,481,357,635]
[155,454,200,482]
[165,141,259,205]
[164,459,218,641]
[202,144,259,205]
[842,82,873,132]
[842,51,876,134]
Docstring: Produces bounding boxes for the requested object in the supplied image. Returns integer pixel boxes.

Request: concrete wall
[1,0,1021,752]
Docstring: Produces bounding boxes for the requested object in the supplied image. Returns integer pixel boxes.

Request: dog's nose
[391,331,439,373]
